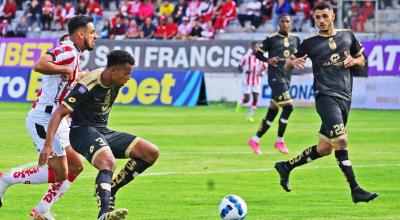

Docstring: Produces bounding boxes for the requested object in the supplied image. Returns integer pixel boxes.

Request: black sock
[96,170,113,218]
[256,108,278,138]
[111,158,152,196]
[284,145,321,170]
[278,105,293,138]
[335,150,359,190]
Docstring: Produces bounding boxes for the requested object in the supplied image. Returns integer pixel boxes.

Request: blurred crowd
[0,0,397,39]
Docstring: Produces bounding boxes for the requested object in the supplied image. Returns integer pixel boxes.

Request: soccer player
[0,15,97,219]
[39,50,160,220]
[275,2,378,203]
[236,42,267,122]
[247,14,300,155]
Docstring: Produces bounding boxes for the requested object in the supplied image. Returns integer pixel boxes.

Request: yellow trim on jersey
[79,68,105,91]
[304,32,319,40]
[91,146,111,165]
[125,137,141,158]
[62,101,74,112]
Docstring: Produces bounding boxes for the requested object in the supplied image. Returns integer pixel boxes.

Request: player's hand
[343,51,355,68]
[268,56,279,67]
[38,144,55,167]
[292,54,308,69]
[61,67,74,81]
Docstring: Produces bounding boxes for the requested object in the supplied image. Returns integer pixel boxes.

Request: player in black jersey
[275,2,378,203]
[39,50,160,219]
[247,14,300,155]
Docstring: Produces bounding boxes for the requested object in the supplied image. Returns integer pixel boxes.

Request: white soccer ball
[218,195,247,220]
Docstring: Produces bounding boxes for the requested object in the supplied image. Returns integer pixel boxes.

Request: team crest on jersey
[283,37,289,47]
[328,37,337,50]
[68,97,76,103]
[78,85,88,94]
[283,50,290,58]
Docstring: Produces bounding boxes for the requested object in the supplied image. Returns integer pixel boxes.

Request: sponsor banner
[0,67,208,106]
[363,40,400,76]
[259,75,315,107]
[0,38,57,68]
[116,70,207,106]
[254,75,400,110]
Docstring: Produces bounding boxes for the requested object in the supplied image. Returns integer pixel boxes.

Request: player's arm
[285,39,308,72]
[255,38,269,63]
[344,32,365,69]
[38,104,71,167]
[34,53,73,80]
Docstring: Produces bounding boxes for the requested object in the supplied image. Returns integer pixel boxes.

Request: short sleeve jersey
[259,32,300,84]
[32,40,82,110]
[62,69,120,128]
[294,29,364,101]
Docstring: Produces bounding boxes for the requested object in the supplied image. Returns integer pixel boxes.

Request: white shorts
[243,84,261,94]
[26,108,70,157]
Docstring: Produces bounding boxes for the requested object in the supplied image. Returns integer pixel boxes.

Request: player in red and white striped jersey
[0,16,99,220]
[236,42,267,122]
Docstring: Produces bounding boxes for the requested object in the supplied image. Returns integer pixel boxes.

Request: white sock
[252,135,260,142]
[2,167,55,185]
[247,106,257,117]
[276,137,284,142]
[36,179,72,213]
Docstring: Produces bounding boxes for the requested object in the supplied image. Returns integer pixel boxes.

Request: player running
[39,50,160,220]
[0,15,97,219]
[236,42,267,122]
[275,2,378,203]
[247,14,300,155]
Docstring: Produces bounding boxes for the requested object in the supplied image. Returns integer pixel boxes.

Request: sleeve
[62,83,90,112]
[293,39,307,58]
[240,55,246,66]
[349,31,364,56]
[259,37,270,53]
[46,45,76,65]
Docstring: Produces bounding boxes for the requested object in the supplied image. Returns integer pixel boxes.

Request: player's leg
[69,127,128,220]
[327,98,378,203]
[236,84,251,113]
[32,118,84,218]
[246,85,260,122]
[33,147,84,219]
[272,84,292,153]
[247,85,281,154]
[275,138,331,192]
[105,131,159,211]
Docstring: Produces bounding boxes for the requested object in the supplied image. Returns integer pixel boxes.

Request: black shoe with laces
[351,187,379,203]
[274,161,291,192]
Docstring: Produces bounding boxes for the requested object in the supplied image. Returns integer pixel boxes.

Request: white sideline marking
[77,163,400,179]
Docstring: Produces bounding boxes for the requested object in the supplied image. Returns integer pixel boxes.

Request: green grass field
[0,102,399,220]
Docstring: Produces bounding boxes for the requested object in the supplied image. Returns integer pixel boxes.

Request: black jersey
[294,29,364,101]
[62,68,120,128]
[257,32,300,84]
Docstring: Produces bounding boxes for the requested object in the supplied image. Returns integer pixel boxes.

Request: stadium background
[0,0,399,219]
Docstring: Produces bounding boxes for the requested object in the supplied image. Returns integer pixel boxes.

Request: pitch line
[77,163,400,178]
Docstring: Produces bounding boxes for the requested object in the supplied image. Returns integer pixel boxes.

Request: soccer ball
[218,195,247,220]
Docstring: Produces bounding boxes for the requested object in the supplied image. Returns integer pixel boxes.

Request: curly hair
[68,15,94,35]
[106,50,135,68]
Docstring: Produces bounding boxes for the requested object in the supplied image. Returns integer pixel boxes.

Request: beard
[84,38,95,51]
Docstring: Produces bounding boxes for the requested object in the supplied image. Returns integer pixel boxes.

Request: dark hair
[68,15,94,35]
[251,41,258,46]
[279,13,291,20]
[59,34,69,42]
[314,2,333,12]
[107,50,135,68]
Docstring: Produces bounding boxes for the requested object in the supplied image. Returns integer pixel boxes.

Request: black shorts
[70,126,139,164]
[270,82,292,106]
[315,95,351,142]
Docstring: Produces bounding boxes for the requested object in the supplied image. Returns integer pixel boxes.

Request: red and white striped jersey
[240,53,267,85]
[32,40,82,112]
